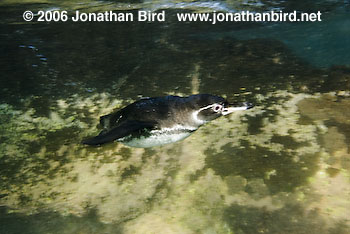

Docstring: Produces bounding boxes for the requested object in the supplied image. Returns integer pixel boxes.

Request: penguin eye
[212,104,223,113]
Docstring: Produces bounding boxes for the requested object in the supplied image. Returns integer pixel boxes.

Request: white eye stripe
[197,103,222,112]
[191,103,223,125]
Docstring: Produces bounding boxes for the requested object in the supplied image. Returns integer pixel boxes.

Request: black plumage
[82,94,252,147]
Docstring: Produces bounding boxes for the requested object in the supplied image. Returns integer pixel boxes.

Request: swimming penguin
[82,94,253,148]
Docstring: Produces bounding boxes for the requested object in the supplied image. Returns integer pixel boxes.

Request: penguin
[82,94,253,148]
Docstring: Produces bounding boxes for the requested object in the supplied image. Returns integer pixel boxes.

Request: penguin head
[190,94,253,124]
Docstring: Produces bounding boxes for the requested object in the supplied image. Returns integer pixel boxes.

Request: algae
[1,90,349,233]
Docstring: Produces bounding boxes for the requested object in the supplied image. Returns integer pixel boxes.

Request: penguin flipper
[82,120,155,146]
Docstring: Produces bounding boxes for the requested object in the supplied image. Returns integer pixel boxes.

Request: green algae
[0,90,349,233]
[224,204,328,234]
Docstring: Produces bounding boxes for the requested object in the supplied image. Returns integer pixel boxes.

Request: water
[0,0,350,233]
[201,7,350,68]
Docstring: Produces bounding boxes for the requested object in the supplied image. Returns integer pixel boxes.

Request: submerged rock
[1,90,349,233]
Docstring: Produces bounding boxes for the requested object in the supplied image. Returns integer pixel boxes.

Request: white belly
[120,131,192,148]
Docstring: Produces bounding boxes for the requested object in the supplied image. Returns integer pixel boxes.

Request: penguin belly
[120,130,193,148]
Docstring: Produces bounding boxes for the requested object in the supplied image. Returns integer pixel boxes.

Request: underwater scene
[0,0,350,233]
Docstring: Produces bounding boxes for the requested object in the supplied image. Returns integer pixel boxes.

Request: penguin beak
[221,102,253,116]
